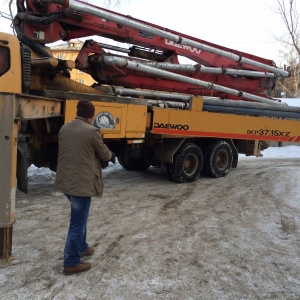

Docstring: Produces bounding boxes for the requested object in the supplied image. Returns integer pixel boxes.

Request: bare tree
[273,0,300,98]
[0,0,14,21]
[275,0,300,55]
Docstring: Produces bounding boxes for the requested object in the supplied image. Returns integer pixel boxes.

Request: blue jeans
[64,194,91,267]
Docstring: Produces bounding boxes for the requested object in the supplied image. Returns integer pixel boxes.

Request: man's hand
[110,151,116,164]
[101,151,115,168]
[101,160,109,168]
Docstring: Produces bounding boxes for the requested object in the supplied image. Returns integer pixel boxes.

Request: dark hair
[76,100,95,119]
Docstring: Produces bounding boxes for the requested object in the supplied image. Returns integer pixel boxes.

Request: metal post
[0,94,17,260]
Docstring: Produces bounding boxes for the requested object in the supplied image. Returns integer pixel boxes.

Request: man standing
[55,99,115,275]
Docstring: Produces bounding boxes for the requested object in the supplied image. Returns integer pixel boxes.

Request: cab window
[0,46,10,77]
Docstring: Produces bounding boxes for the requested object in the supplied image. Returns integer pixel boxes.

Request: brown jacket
[55,116,112,197]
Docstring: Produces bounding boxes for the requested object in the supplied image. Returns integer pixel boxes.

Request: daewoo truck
[1,0,300,259]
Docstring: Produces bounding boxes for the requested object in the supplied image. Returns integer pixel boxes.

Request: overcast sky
[0,0,289,66]
[113,0,287,65]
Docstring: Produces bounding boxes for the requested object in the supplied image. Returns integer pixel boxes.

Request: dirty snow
[1,145,300,300]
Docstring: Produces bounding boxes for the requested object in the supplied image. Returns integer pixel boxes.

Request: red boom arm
[15,0,284,100]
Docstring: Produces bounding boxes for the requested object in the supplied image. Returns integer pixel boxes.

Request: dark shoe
[80,247,95,257]
[63,262,91,275]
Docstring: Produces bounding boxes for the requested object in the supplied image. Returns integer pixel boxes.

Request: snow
[260,145,300,158]
[240,145,300,159]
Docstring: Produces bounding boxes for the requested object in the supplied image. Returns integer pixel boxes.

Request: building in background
[51,40,96,86]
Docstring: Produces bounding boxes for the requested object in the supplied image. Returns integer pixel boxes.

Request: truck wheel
[202,140,233,178]
[117,156,129,170]
[169,143,203,183]
[117,156,150,171]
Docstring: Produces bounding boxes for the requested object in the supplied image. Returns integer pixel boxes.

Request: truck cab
[0,32,25,94]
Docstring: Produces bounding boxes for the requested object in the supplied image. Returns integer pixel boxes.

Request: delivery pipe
[113,87,300,113]
[113,87,191,102]
[143,98,300,119]
[65,0,288,77]
[203,105,300,120]
[100,55,281,105]
[96,43,274,78]
[203,98,300,113]
[148,100,188,109]
[94,46,275,78]
[143,62,276,78]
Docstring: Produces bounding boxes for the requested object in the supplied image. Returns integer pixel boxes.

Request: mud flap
[154,138,186,163]
[227,139,239,168]
[17,134,28,194]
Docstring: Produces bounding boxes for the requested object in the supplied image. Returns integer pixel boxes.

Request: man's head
[76,100,95,123]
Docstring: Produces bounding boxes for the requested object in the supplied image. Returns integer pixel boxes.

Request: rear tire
[169,143,203,183]
[202,140,233,178]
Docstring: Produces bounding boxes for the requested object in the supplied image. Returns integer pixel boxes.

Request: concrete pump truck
[1,0,300,259]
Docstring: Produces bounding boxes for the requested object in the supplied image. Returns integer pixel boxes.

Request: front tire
[117,156,150,171]
[169,143,203,183]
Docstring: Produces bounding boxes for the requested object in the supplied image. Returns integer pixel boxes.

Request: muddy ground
[1,151,300,300]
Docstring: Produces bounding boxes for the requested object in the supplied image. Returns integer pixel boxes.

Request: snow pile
[260,145,300,158]
[239,145,300,160]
